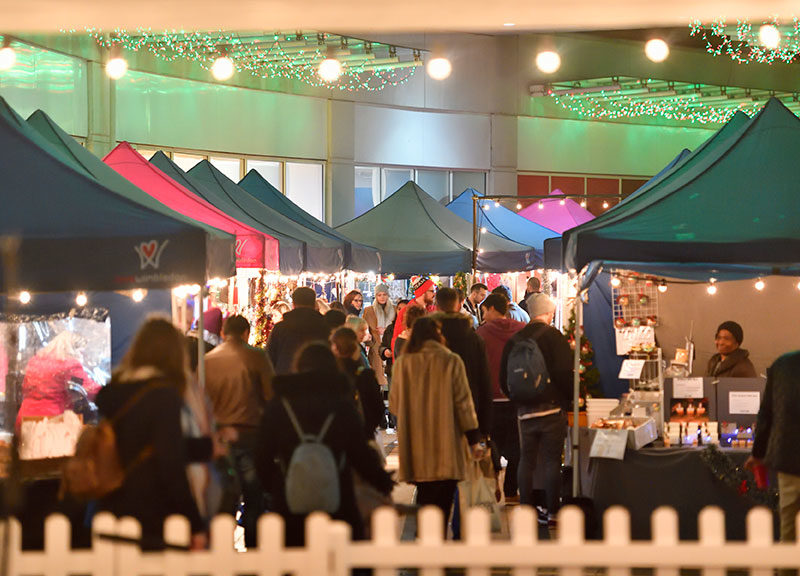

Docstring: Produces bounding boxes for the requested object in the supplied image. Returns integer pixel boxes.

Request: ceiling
[1,0,797,33]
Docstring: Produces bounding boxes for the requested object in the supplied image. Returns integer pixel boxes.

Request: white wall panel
[115,71,327,159]
[354,104,490,170]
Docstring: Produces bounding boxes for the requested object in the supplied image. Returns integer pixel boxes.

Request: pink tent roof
[517,189,595,235]
[105,143,278,269]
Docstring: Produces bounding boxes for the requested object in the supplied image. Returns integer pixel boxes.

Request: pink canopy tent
[517,189,595,235]
[105,143,278,269]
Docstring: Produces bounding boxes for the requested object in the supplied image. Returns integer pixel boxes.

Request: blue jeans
[229,434,264,548]
[517,411,566,514]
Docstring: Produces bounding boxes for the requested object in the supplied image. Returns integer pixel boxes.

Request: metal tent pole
[197,286,206,389]
[572,289,583,498]
[471,194,478,275]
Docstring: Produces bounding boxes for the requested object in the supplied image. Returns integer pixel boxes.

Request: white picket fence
[3,505,800,575]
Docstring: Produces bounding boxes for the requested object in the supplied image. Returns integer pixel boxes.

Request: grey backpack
[281,398,341,515]
[506,325,551,404]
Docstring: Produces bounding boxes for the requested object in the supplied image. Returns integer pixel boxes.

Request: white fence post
[652,507,679,576]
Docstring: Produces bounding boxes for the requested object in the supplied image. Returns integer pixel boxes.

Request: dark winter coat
[265,307,331,375]
[752,351,800,476]
[95,367,204,548]
[705,348,757,378]
[340,357,386,438]
[254,371,393,546]
[499,321,573,414]
[434,312,493,435]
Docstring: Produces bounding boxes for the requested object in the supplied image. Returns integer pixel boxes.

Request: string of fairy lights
[689,17,800,65]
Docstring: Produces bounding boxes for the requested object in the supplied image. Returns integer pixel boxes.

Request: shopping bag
[458,458,502,533]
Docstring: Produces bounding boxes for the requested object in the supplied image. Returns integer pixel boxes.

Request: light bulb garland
[79,28,421,92]
[689,17,800,65]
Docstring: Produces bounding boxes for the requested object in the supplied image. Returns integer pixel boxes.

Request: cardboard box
[627,417,658,449]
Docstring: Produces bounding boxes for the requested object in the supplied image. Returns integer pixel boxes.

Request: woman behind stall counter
[705,320,757,378]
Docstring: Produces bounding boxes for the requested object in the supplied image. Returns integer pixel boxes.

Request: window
[246,159,283,191]
[134,147,159,160]
[209,156,242,182]
[172,152,204,172]
[415,169,450,204]
[354,166,380,218]
[382,168,414,200]
[285,162,324,220]
[452,171,486,196]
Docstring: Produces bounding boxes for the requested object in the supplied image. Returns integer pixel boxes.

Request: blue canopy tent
[337,181,537,275]
[0,98,234,293]
[445,188,555,267]
[238,169,382,272]
[148,152,306,274]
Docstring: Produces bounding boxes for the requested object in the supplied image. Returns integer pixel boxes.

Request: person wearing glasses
[344,290,364,317]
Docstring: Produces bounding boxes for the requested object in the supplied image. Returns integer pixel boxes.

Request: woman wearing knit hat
[705,321,757,378]
[363,284,396,387]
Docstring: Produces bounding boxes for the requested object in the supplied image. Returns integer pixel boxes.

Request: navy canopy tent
[0,98,234,292]
[446,188,555,266]
[336,181,537,275]
[238,169,382,272]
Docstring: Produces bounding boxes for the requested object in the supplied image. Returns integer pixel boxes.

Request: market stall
[336,181,537,275]
[518,189,595,235]
[238,170,381,273]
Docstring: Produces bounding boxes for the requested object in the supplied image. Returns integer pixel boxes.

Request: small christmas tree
[253,270,273,347]
[563,306,603,402]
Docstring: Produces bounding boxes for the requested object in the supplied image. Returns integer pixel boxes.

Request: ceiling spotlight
[610,276,621,288]
[503,22,516,27]
[645,38,670,62]
[535,50,561,74]
[755,278,765,291]
[707,283,717,295]
[76,292,88,307]
[318,57,342,82]
[0,38,16,71]
[105,56,128,79]
[759,24,781,49]
[657,282,668,293]
[426,57,452,80]
[211,55,235,80]
[602,201,610,209]
[19,290,31,304]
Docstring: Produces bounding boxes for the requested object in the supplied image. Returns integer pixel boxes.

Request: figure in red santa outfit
[391,275,436,355]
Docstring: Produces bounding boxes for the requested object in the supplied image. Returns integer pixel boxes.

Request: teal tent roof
[336,181,537,275]
[0,97,233,292]
[238,169,381,272]
[564,100,800,280]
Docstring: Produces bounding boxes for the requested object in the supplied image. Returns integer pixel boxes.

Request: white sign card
[589,429,628,460]
[673,377,705,399]
[618,359,646,380]
[729,391,761,415]
[615,326,656,355]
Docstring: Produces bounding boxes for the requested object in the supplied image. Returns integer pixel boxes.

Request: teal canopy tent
[336,181,537,275]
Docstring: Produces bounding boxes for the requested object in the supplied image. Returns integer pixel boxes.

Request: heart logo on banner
[140,241,157,260]
[134,239,170,270]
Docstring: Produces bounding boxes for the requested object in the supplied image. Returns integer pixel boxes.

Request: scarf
[373,300,396,329]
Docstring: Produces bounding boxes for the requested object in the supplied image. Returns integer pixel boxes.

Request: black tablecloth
[578,429,779,541]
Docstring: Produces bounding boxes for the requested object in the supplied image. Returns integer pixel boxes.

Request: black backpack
[506,325,551,404]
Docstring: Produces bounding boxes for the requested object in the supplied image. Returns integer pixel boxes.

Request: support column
[327,100,356,227]
[489,113,518,196]
[85,61,116,157]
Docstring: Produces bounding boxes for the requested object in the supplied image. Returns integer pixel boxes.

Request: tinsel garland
[700,445,779,509]
[252,270,273,348]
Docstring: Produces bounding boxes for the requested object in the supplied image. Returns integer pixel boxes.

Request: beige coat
[389,340,479,483]
[362,305,389,386]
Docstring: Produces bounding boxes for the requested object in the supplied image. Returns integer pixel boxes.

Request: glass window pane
[245,159,282,191]
[383,168,413,200]
[286,162,324,221]
[172,152,204,172]
[416,170,450,204]
[452,171,486,196]
[354,166,380,218]
[134,147,158,160]
[209,156,241,182]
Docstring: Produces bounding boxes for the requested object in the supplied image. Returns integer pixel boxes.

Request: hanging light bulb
[610,276,621,288]
[755,278,765,291]
[645,38,670,62]
[657,282,668,294]
[494,201,500,208]
[480,227,487,234]
[19,290,31,304]
[538,200,544,210]
[0,38,16,71]
[559,198,566,206]
[759,24,781,49]
[211,55,235,80]
[516,202,522,210]
[796,280,800,291]
[426,57,452,80]
[482,203,490,210]
[602,201,609,209]
[131,288,146,302]
[318,56,342,82]
[580,199,587,208]
[707,282,717,295]
[76,292,88,307]
[478,248,484,254]
[535,50,561,74]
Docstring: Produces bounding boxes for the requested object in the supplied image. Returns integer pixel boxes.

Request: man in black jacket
[500,293,572,526]
[434,287,493,436]
[747,351,800,543]
[266,287,331,374]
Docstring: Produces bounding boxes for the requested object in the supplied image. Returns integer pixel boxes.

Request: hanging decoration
[252,270,273,347]
[564,306,602,400]
[689,17,800,65]
[79,28,421,92]
[700,445,778,509]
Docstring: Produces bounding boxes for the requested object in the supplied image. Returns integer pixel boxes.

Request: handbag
[458,455,502,533]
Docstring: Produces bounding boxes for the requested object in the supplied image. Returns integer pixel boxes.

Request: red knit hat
[411,275,435,299]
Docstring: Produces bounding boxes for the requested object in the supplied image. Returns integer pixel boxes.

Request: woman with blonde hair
[95,316,206,550]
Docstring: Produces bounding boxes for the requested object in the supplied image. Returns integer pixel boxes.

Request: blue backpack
[506,327,551,404]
